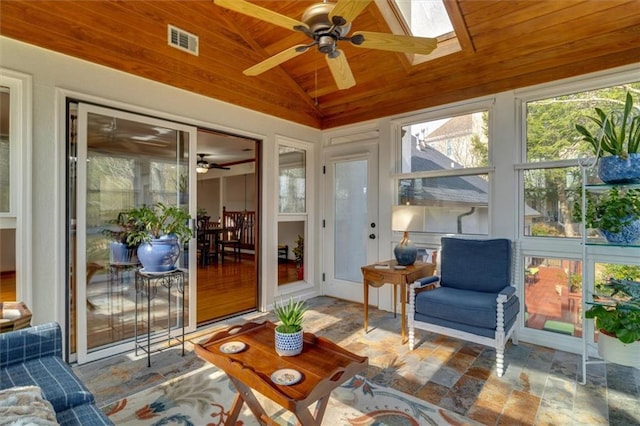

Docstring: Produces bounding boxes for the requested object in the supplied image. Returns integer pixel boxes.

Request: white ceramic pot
[597,331,640,368]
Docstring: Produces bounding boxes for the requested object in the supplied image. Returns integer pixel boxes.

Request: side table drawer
[363,270,399,285]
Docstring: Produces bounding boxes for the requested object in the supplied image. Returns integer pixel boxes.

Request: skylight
[380,0,463,64]
[393,0,454,38]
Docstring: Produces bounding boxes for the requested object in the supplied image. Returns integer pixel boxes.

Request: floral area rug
[102,365,480,426]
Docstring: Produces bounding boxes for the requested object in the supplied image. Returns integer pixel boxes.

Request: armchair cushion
[440,237,511,293]
[414,286,519,337]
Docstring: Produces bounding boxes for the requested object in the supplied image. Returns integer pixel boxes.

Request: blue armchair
[408,237,520,377]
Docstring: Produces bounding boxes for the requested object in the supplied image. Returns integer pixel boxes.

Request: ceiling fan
[214,0,437,90]
[196,153,230,174]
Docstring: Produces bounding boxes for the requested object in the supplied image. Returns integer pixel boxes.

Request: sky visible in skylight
[393,0,454,38]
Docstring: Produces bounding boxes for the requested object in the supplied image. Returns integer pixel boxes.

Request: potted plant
[126,202,193,272]
[585,278,640,367]
[102,211,141,263]
[292,234,304,280]
[273,297,306,356]
[573,186,640,244]
[575,91,640,183]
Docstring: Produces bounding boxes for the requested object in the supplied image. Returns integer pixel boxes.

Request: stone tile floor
[75,296,639,425]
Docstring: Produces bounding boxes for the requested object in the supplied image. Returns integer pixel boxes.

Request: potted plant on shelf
[575,91,640,183]
[573,186,640,244]
[585,278,640,367]
[126,202,193,273]
[273,297,306,356]
[102,211,141,264]
[292,234,304,280]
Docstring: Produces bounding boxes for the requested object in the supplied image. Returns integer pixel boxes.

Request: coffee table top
[194,321,368,411]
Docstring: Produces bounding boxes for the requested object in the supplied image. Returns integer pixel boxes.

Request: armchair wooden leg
[496,347,505,377]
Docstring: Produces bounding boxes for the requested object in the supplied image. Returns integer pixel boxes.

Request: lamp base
[394,231,417,265]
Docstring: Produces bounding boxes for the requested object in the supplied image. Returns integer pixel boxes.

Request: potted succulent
[585,278,640,367]
[126,202,193,272]
[573,186,640,244]
[292,234,304,280]
[102,211,141,263]
[273,297,306,356]
[575,91,640,183]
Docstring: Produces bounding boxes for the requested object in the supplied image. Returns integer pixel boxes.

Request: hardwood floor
[0,271,16,302]
[196,254,258,324]
[278,261,299,286]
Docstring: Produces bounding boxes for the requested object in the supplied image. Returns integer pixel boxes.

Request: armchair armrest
[0,322,62,368]
[412,276,440,296]
[497,285,516,303]
[413,276,440,289]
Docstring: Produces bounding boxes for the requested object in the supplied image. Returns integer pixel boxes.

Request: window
[0,88,9,213]
[278,146,306,214]
[393,0,453,38]
[524,256,582,338]
[521,81,640,238]
[277,138,311,286]
[380,0,463,64]
[395,110,490,235]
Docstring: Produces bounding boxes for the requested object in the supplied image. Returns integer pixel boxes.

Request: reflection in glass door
[73,103,196,363]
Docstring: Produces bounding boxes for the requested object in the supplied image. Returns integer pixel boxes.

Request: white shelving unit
[578,158,640,384]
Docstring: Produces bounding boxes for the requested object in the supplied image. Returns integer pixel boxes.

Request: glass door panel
[324,145,378,302]
[74,103,196,363]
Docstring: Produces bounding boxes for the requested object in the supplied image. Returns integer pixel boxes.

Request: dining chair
[197,216,211,267]
[219,215,244,262]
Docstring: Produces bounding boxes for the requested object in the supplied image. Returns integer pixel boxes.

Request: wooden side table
[194,321,368,425]
[0,302,32,333]
[361,260,435,343]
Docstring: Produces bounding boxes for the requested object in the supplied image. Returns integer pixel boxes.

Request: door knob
[369,234,376,239]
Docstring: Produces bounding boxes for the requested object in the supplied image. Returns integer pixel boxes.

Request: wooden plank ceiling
[1,0,639,129]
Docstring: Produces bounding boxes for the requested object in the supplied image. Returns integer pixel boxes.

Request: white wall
[0,37,321,328]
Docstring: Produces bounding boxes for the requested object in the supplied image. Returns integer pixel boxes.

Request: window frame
[391,100,495,237]
[0,69,33,305]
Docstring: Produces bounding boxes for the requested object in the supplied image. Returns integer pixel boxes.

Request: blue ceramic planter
[599,219,640,245]
[275,329,303,356]
[109,242,136,264]
[137,237,181,272]
[598,154,640,184]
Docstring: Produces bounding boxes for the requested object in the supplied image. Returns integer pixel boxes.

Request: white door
[75,103,197,363]
[323,142,378,302]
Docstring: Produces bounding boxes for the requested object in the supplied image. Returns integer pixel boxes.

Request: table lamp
[391,205,424,265]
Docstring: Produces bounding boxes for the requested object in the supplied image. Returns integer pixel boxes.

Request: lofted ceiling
[1,0,639,129]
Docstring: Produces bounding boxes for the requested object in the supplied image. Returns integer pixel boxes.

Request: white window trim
[0,69,33,305]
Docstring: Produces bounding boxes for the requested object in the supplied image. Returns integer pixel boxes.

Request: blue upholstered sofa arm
[0,322,62,368]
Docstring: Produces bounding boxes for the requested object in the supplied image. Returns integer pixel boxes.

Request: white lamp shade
[392,205,425,232]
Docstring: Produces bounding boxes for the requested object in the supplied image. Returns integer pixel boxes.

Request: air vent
[168,25,198,56]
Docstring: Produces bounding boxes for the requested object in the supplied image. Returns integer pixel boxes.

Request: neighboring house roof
[409,138,542,217]
[410,144,488,205]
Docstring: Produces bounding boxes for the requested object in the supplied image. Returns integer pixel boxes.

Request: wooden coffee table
[194,321,368,425]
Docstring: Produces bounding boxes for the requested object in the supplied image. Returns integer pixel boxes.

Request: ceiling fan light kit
[196,153,210,174]
[214,0,437,90]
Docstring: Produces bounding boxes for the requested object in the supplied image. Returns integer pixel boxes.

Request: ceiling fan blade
[243,45,309,76]
[351,31,437,55]
[210,164,231,170]
[214,0,308,31]
[325,50,356,90]
[329,0,373,25]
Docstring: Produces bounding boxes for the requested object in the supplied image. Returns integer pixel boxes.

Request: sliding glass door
[73,103,197,363]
